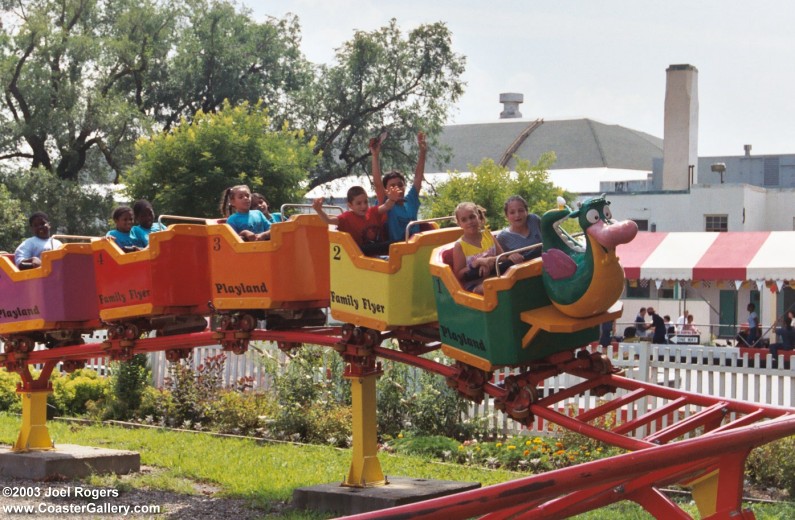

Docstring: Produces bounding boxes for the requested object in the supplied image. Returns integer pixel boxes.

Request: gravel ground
[0,466,275,519]
[1,469,788,519]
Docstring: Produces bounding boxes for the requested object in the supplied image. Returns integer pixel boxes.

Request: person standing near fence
[676,310,689,333]
[747,303,759,347]
[647,307,667,344]
[770,310,795,367]
[635,307,651,338]
[599,320,615,347]
[681,314,699,334]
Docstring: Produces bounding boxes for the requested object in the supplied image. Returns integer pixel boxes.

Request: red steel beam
[249,327,342,346]
[373,345,458,379]
[644,402,729,444]
[338,414,795,520]
[610,374,792,417]
[611,396,689,436]
[4,327,345,367]
[576,387,649,423]
[529,401,655,451]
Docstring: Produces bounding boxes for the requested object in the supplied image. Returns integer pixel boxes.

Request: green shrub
[1,367,110,418]
[104,354,150,420]
[305,403,352,448]
[49,369,110,417]
[410,368,475,440]
[136,386,176,424]
[389,433,622,473]
[163,353,227,427]
[149,352,280,434]
[376,355,485,440]
[746,435,795,497]
[206,390,277,436]
[267,347,340,442]
[0,369,21,413]
[376,360,416,436]
[390,434,460,460]
[549,403,622,459]
[267,377,316,440]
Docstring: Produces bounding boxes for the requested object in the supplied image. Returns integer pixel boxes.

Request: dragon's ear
[568,200,583,219]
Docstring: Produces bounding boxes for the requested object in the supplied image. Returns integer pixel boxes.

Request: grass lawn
[1,414,792,519]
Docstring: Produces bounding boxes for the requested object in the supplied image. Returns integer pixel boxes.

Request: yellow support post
[689,469,719,518]
[14,389,53,452]
[344,371,386,487]
[11,361,57,452]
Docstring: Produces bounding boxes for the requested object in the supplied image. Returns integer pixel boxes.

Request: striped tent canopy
[616,232,795,288]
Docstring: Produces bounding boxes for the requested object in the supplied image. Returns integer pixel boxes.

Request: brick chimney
[662,65,699,189]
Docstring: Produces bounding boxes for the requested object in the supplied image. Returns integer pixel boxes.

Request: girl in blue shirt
[131,199,165,248]
[106,206,142,253]
[220,185,271,241]
[496,195,543,264]
[250,193,284,226]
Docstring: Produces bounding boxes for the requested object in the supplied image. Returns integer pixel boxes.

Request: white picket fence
[141,340,795,435]
[148,342,278,390]
[32,334,790,436]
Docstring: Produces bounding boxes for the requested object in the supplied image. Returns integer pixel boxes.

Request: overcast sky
[249,0,795,157]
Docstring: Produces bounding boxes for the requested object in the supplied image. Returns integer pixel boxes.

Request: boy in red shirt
[312,186,394,256]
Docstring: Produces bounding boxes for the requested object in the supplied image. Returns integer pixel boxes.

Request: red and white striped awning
[616,232,795,285]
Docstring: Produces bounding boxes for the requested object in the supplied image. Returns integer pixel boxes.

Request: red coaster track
[3,326,795,519]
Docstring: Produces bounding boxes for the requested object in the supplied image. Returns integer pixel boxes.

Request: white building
[601,65,795,338]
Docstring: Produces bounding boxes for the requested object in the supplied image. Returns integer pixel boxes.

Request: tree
[0,166,115,244]
[0,0,309,183]
[123,100,318,217]
[427,152,572,231]
[300,19,465,187]
[145,3,311,133]
[104,354,150,420]
[0,183,26,252]
[1,4,466,194]
[0,0,179,182]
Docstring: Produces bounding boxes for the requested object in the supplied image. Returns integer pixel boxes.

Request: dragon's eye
[603,206,612,220]
[585,209,600,224]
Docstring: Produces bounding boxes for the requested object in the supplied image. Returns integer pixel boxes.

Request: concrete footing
[0,444,140,480]
[292,476,480,516]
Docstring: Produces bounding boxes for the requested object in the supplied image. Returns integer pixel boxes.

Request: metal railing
[613,320,785,347]
[404,216,456,242]
[50,234,98,244]
[494,243,542,277]
[281,203,344,219]
[157,215,209,227]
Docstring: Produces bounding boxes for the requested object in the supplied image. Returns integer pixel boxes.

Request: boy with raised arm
[370,131,426,243]
[312,186,393,256]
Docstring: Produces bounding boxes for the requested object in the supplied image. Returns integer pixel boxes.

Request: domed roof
[427,118,662,173]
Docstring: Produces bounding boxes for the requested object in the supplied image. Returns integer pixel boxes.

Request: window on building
[632,219,649,231]
[705,215,728,232]
[659,288,674,299]
[625,281,650,298]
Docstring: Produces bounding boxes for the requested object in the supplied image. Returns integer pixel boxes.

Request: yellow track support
[344,372,386,487]
[14,389,53,452]
[11,390,54,451]
[690,470,720,518]
[11,361,56,452]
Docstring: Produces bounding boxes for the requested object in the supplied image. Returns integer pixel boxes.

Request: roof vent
[744,144,752,157]
[499,93,523,119]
